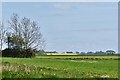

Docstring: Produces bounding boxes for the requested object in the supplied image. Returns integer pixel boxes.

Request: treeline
[80,50,116,55]
[1,13,45,58]
[45,50,117,55]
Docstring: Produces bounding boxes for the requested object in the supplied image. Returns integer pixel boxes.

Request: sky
[2,2,118,52]
[1,0,119,2]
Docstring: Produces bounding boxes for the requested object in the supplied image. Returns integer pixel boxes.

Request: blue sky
[2,2,118,52]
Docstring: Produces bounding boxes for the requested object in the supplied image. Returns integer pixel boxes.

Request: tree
[95,51,105,54]
[20,17,45,49]
[8,13,20,36]
[75,51,79,54]
[7,34,25,49]
[2,13,45,58]
[0,21,7,53]
[87,51,94,54]
[106,50,115,54]
[7,13,22,49]
[8,13,45,50]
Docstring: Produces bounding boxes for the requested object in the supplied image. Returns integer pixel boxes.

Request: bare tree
[8,13,21,36]
[21,17,45,49]
[0,21,7,53]
[8,13,45,50]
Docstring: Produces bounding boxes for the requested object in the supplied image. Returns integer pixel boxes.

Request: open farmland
[2,55,119,79]
[36,55,119,60]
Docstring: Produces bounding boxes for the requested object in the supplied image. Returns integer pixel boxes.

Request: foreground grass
[2,56,119,78]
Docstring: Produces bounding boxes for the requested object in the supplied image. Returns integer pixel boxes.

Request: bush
[2,48,35,58]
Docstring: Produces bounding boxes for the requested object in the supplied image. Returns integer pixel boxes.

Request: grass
[36,55,119,59]
[2,55,119,78]
[46,53,79,55]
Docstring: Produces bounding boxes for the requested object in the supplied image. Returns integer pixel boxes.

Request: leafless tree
[8,13,21,36]
[8,13,45,50]
[0,21,7,54]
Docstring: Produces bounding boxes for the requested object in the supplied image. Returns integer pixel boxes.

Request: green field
[2,55,119,78]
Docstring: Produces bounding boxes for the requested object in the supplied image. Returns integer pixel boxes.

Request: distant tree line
[45,51,58,53]
[81,50,116,55]
[1,13,45,58]
[44,50,116,55]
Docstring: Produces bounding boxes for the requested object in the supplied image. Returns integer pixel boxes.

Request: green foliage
[2,57,118,78]
[36,55,119,60]
[2,48,35,58]
[7,35,25,49]
[2,61,59,78]
[4,34,36,58]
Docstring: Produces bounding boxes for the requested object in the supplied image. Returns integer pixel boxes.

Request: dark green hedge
[2,48,35,58]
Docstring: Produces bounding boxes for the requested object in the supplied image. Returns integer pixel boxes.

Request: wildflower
[101,75,109,78]
[44,72,46,75]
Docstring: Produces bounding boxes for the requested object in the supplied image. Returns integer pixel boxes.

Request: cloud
[53,3,73,11]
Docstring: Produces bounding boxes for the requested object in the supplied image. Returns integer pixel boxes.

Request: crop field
[1,55,119,79]
[36,55,119,60]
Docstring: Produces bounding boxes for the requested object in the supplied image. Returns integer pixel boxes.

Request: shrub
[2,48,35,58]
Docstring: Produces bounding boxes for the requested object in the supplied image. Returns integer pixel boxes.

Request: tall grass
[2,56,119,78]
